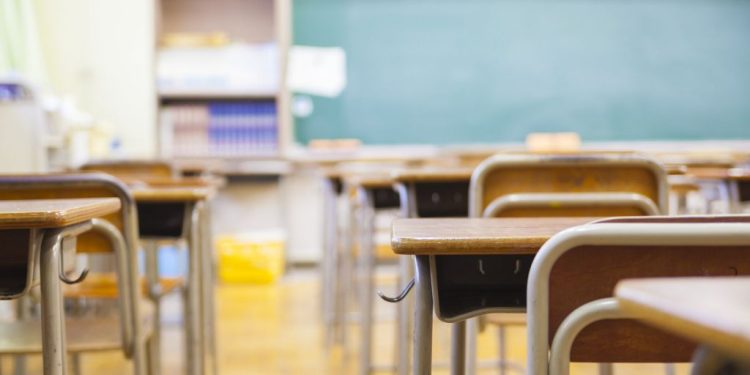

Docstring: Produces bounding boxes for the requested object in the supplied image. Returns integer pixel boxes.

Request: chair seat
[64,273,184,299]
[0,299,154,354]
[484,312,526,326]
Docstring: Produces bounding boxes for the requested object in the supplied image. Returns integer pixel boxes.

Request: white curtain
[0,0,46,83]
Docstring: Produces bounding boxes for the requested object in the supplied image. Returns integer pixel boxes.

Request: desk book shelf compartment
[431,254,534,322]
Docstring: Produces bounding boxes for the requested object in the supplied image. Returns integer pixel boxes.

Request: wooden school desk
[390,167,474,375]
[686,168,750,214]
[131,183,217,375]
[343,172,402,375]
[0,198,121,375]
[391,217,596,374]
[616,277,750,373]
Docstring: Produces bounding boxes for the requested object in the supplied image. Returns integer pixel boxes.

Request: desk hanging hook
[377,277,415,303]
[58,250,89,285]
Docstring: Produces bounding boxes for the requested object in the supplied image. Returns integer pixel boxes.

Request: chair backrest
[0,173,136,253]
[470,154,668,217]
[80,160,175,181]
[529,216,750,367]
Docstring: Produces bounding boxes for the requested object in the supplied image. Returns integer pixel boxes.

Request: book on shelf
[161,101,278,158]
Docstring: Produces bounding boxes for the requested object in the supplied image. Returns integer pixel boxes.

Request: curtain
[0,0,46,83]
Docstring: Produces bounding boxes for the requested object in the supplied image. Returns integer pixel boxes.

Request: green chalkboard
[292,0,750,145]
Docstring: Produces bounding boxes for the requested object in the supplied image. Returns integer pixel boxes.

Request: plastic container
[217,230,285,284]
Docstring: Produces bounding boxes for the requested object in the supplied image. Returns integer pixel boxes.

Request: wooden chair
[79,160,204,375]
[0,173,154,375]
[466,153,668,374]
[78,160,186,297]
[526,215,750,375]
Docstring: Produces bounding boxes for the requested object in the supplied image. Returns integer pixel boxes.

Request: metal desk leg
[394,182,414,375]
[396,255,413,375]
[185,202,204,375]
[414,256,433,375]
[690,345,739,375]
[451,321,466,375]
[144,241,161,375]
[13,298,29,375]
[200,202,218,375]
[338,186,355,352]
[322,178,338,348]
[40,229,68,375]
[466,318,479,375]
[358,188,375,375]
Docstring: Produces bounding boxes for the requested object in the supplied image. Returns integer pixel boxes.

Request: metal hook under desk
[58,250,89,285]
[377,278,415,303]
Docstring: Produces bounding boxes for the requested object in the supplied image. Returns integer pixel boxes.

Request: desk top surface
[688,167,750,181]
[0,198,121,229]
[343,173,397,188]
[131,186,215,202]
[125,176,226,188]
[391,217,596,255]
[616,277,750,359]
[392,167,474,183]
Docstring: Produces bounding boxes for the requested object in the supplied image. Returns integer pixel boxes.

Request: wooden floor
[1,268,693,374]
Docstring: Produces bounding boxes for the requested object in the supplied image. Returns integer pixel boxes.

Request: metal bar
[396,256,413,375]
[451,322,466,375]
[201,201,218,375]
[338,182,355,351]
[597,363,613,375]
[498,326,506,375]
[144,240,161,375]
[13,298,29,375]
[394,182,414,375]
[358,187,375,375]
[185,202,204,375]
[40,228,68,375]
[414,255,433,375]
[549,299,625,375]
[465,318,478,375]
[91,219,135,358]
[70,353,82,375]
[321,177,338,348]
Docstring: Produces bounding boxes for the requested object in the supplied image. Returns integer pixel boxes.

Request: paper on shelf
[287,45,346,98]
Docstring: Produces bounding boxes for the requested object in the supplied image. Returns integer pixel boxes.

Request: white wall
[33,0,157,158]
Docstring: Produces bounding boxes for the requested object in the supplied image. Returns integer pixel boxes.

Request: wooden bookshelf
[154,0,292,162]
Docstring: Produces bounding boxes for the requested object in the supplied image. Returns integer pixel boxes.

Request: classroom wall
[33,0,157,158]
[293,0,750,145]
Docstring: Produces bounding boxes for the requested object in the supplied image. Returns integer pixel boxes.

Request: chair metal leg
[549,299,625,375]
[40,229,68,375]
[414,256,433,375]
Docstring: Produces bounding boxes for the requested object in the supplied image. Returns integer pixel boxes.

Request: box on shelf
[217,230,285,284]
[157,43,279,95]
